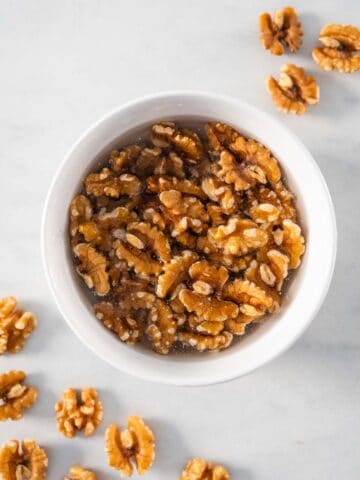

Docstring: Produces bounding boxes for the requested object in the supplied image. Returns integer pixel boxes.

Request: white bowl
[41,91,337,386]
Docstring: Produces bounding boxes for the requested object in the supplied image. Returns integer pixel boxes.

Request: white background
[1,1,359,478]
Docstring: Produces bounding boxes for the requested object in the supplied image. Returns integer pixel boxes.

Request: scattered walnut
[69,121,305,354]
[0,370,37,421]
[0,296,37,355]
[259,7,303,55]
[0,439,48,480]
[64,466,98,480]
[55,387,103,438]
[180,458,230,480]
[267,64,320,115]
[312,24,360,73]
[105,416,155,477]
[74,243,110,296]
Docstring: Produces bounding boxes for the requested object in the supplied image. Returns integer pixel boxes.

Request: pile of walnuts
[69,121,305,355]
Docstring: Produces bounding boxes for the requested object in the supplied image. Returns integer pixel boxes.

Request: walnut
[151,122,203,160]
[64,466,97,480]
[127,222,171,262]
[73,243,110,296]
[201,176,236,212]
[312,24,360,73]
[259,7,303,55]
[110,145,142,172]
[85,168,141,197]
[0,370,37,421]
[179,290,238,322]
[156,250,198,298]
[266,64,320,115]
[69,121,305,355]
[114,239,162,276]
[0,439,48,480]
[208,217,268,256]
[55,387,103,438]
[147,175,206,199]
[146,299,177,354]
[94,302,142,344]
[105,416,155,477]
[0,296,37,355]
[180,458,230,480]
[281,219,305,268]
[159,190,209,236]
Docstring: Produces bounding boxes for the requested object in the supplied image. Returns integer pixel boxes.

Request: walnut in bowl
[42,92,336,385]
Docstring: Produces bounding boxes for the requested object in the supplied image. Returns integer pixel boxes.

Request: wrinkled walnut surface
[0,296,37,355]
[259,7,303,55]
[0,439,48,480]
[0,370,37,421]
[105,416,155,477]
[69,121,305,354]
[180,458,230,480]
[312,24,360,73]
[55,387,103,438]
[64,466,98,480]
[267,64,320,115]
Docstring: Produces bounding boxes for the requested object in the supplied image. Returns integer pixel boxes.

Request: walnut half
[0,370,37,421]
[259,7,303,55]
[64,466,98,480]
[180,458,230,480]
[0,439,48,480]
[55,388,103,438]
[105,416,155,477]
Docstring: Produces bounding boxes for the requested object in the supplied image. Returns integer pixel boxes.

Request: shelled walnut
[267,64,320,115]
[105,416,155,477]
[0,439,48,480]
[312,24,360,73]
[180,458,230,480]
[69,121,305,354]
[0,296,37,355]
[55,387,103,438]
[64,466,97,480]
[259,7,303,55]
[0,370,37,421]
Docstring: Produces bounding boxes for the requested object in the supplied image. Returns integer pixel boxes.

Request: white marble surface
[0,1,359,478]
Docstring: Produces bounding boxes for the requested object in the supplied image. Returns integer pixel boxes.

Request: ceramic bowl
[41,91,337,386]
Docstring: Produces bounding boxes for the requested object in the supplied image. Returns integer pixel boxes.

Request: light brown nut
[85,168,141,197]
[156,251,198,298]
[179,290,238,322]
[143,207,166,230]
[266,64,320,115]
[259,7,303,55]
[225,314,258,336]
[204,122,239,151]
[189,260,229,293]
[94,301,142,344]
[110,145,142,173]
[114,239,162,276]
[146,175,206,199]
[55,388,103,438]
[201,176,236,212]
[105,416,155,477]
[180,458,230,480]
[64,466,98,480]
[70,195,93,237]
[312,24,360,73]
[0,370,37,421]
[281,219,305,268]
[127,222,171,262]
[159,190,209,236]
[73,243,110,296]
[151,122,203,160]
[178,331,233,352]
[0,439,48,480]
[146,300,177,354]
[0,296,37,355]
[249,203,280,224]
[224,279,273,312]
[208,217,268,256]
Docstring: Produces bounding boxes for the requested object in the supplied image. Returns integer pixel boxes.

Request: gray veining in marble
[0,1,359,478]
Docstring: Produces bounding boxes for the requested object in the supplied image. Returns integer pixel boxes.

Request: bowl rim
[41,90,337,386]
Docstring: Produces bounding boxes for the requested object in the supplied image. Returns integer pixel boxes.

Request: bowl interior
[42,92,336,385]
